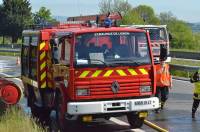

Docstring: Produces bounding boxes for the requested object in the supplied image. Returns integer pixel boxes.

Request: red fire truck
[21,21,164,131]
[128,25,170,61]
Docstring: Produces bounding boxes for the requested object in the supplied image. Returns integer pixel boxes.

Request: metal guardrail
[0,49,20,52]
[170,51,200,60]
[170,64,200,71]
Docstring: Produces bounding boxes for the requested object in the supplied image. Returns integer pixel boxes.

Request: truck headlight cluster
[76,89,90,96]
[140,86,151,93]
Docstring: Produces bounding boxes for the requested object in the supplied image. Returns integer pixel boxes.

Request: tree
[132,5,160,24]
[120,10,144,25]
[159,11,176,25]
[159,12,194,49]
[99,0,112,14]
[0,5,5,44]
[99,0,132,16]
[1,0,32,43]
[33,7,58,25]
[168,20,194,49]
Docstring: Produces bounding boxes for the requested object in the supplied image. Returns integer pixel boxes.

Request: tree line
[0,0,57,43]
[99,0,200,50]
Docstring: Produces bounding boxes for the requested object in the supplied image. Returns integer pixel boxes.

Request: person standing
[190,70,200,118]
[155,61,172,113]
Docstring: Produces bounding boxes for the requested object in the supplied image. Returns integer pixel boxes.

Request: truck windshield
[75,32,151,67]
[148,28,167,41]
[144,27,168,57]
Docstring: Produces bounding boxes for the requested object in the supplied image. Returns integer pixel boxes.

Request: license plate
[134,100,152,106]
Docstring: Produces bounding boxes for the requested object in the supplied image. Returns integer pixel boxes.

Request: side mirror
[50,38,59,46]
[160,44,167,61]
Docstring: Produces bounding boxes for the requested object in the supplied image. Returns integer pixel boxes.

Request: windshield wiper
[108,59,144,66]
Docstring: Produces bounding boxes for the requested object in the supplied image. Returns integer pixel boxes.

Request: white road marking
[110,117,146,132]
[110,117,129,126]
[0,68,15,72]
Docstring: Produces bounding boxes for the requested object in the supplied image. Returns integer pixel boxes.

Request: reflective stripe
[22,76,38,88]
[91,70,102,77]
[139,68,148,75]
[128,69,138,75]
[77,68,148,78]
[40,42,45,50]
[40,62,46,71]
[103,70,113,77]
[40,52,46,60]
[79,71,90,78]
[116,70,127,76]
[40,72,46,81]
[41,82,47,88]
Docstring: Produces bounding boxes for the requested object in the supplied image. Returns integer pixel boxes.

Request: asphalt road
[0,56,199,132]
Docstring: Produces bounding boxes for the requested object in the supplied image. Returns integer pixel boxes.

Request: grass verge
[0,105,46,132]
[170,69,192,78]
[0,52,20,56]
[170,58,198,78]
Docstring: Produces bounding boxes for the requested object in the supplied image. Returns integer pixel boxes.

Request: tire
[127,112,144,128]
[104,116,111,120]
[49,110,60,132]
[50,91,74,132]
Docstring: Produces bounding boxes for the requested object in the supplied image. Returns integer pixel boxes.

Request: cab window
[29,36,38,80]
[51,38,71,65]
[21,36,30,76]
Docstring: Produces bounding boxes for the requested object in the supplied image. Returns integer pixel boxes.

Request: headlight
[76,89,90,96]
[140,86,151,93]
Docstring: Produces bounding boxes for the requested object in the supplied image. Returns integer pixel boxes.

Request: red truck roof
[42,27,146,35]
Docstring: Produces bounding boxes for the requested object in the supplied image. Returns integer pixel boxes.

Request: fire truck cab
[21,23,160,131]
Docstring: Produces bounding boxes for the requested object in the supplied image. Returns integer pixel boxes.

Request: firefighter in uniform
[155,61,172,113]
[190,70,200,118]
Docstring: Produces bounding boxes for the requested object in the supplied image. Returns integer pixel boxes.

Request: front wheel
[49,91,76,132]
[127,112,144,128]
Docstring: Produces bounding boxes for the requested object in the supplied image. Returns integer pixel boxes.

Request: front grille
[75,78,151,99]
[90,81,140,96]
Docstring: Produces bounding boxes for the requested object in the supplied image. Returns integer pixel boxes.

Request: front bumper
[67,97,159,115]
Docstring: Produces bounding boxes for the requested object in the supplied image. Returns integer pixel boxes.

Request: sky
[0,0,199,23]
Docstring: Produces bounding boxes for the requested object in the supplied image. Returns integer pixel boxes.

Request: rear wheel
[27,88,51,125]
[127,112,144,128]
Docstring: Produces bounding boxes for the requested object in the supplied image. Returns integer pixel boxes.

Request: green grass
[170,69,192,78]
[170,58,198,78]
[0,106,46,132]
[0,52,20,56]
